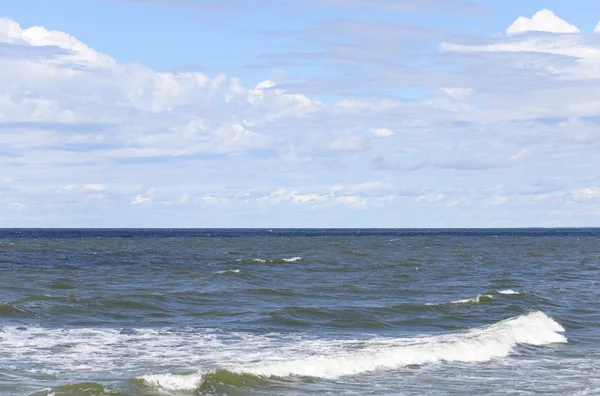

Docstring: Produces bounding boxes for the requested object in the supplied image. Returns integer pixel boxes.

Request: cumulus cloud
[131,188,156,205]
[2,13,600,227]
[506,9,580,35]
[440,9,600,89]
[0,18,115,68]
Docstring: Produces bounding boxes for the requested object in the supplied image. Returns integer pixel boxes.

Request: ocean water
[0,228,599,396]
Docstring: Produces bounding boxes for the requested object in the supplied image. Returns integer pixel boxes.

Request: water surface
[1,229,598,395]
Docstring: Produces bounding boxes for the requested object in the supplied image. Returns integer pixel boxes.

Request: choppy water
[1,229,599,395]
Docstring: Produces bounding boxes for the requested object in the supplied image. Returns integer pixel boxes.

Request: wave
[498,289,521,295]
[216,269,240,274]
[137,372,204,391]
[429,289,523,305]
[137,370,268,392]
[138,311,566,390]
[449,294,494,304]
[237,311,566,378]
[250,257,302,263]
[0,303,27,316]
[30,381,120,395]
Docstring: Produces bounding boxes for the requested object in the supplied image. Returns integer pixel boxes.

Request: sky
[1,0,600,228]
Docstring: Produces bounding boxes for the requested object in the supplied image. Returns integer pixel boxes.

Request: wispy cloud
[116,0,231,12]
[116,0,487,14]
[320,0,487,15]
[2,9,600,226]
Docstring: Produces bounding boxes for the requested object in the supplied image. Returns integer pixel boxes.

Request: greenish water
[1,229,599,395]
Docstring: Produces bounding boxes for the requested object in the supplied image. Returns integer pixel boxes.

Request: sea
[0,228,599,395]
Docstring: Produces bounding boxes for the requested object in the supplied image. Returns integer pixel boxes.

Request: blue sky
[1,0,600,227]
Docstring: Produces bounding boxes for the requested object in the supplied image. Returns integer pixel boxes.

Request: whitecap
[139,372,203,391]
[449,294,494,304]
[3,312,566,386]
[216,269,240,274]
[498,289,521,295]
[234,311,566,379]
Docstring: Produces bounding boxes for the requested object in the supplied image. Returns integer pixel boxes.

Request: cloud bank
[1,9,600,227]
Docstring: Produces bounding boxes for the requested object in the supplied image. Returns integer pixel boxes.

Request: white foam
[251,257,301,263]
[236,311,566,379]
[139,372,203,391]
[498,289,521,295]
[216,269,240,274]
[450,294,494,304]
[2,312,567,389]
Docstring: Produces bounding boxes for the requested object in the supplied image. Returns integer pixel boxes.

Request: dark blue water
[1,229,599,395]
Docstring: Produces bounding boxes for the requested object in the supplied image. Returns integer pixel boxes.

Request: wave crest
[239,311,565,378]
[139,311,566,387]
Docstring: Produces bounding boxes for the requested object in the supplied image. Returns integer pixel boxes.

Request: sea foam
[138,311,567,390]
[139,372,204,391]
[431,289,522,305]
[237,311,566,379]
[449,294,494,304]
[498,289,521,295]
[216,269,240,274]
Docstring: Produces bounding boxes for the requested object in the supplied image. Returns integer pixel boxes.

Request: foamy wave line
[498,289,521,295]
[139,311,566,390]
[250,257,302,263]
[216,269,240,274]
[428,289,522,306]
[140,372,204,391]
[449,294,494,304]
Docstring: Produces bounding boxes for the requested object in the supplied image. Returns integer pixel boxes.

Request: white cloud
[506,9,580,35]
[441,88,473,98]
[491,197,508,205]
[0,18,116,68]
[369,128,394,137]
[131,188,156,205]
[440,9,600,83]
[0,19,228,116]
[335,195,363,206]
[325,136,370,153]
[320,0,486,14]
[178,195,190,205]
[266,188,330,205]
[83,184,106,191]
[415,193,447,204]
[9,202,26,211]
[573,188,600,201]
[2,15,600,227]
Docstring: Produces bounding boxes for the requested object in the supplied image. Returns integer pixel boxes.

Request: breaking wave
[449,294,495,304]
[216,269,240,274]
[30,381,119,395]
[138,311,566,390]
[429,289,523,305]
[498,289,521,295]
